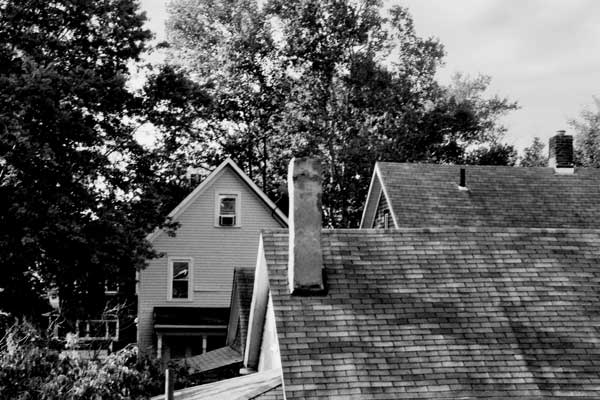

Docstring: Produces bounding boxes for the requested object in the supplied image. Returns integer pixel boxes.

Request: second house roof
[370,162,600,229]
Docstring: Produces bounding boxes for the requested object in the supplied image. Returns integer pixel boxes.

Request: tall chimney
[549,130,574,174]
[288,157,325,295]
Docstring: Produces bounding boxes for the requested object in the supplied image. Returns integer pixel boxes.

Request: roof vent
[458,168,468,191]
[549,130,574,174]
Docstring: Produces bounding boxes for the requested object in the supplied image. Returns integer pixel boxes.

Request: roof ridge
[376,161,600,171]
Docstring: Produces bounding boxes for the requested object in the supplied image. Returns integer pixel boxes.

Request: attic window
[216,193,241,227]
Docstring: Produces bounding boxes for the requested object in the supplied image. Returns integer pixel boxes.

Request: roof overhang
[153,307,229,331]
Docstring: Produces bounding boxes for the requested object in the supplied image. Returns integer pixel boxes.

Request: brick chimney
[288,157,325,295]
[548,130,574,174]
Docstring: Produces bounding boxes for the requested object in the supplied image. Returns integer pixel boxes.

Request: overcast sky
[139,0,600,152]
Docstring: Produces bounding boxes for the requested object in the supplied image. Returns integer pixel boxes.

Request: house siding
[138,166,285,355]
[372,190,391,228]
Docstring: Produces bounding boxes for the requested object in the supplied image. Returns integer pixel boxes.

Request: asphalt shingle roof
[376,163,600,229]
[262,228,600,399]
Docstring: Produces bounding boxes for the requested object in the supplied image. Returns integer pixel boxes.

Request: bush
[0,323,164,400]
[0,322,237,399]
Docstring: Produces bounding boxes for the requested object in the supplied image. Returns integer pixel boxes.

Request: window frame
[215,192,242,227]
[167,257,193,301]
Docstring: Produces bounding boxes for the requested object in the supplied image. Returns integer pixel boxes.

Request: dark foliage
[0,0,175,319]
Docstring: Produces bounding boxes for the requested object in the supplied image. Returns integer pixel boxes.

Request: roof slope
[262,228,600,399]
[376,163,600,228]
[176,346,242,373]
[151,368,282,400]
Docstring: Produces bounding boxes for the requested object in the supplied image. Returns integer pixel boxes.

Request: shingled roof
[369,163,600,229]
[262,228,600,399]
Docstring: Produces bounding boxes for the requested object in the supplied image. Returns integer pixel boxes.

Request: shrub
[0,323,163,400]
[0,322,236,399]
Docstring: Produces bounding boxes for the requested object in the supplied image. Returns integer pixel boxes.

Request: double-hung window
[216,193,240,227]
[169,258,192,300]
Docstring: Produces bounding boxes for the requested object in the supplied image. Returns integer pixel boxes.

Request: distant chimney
[549,130,574,174]
[288,157,325,295]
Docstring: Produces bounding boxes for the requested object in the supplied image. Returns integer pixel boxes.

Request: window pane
[172,280,189,299]
[220,197,236,215]
[173,262,189,280]
[107,321,118,338]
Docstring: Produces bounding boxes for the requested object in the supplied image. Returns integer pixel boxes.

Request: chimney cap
[556,129,566,135]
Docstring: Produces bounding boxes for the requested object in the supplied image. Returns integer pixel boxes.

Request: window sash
[170,260,191,300]
[219,197,236,215]
[217,194,239,226]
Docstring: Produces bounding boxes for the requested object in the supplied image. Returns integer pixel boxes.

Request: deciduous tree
[519,136,547,167]
[0,0,169,320]
[569,97,600,167]
[158,0,519,227]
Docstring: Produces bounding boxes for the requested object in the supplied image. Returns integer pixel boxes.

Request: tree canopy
[569,97,600,168]
[0,0,171,319]
[0,0,521,322]
[519,137,547,167]
[154,0,519,227]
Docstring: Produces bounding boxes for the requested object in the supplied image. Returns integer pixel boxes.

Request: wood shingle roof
[262,228,600,399]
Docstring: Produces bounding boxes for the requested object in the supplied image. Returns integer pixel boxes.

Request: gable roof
[262,228,600,399]
[147,158,288,242]
[362,162,600,229]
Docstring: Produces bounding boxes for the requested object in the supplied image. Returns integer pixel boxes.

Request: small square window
[216,193,240,226]
[169,259,192,300]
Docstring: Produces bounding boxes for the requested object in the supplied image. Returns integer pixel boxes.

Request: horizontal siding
[373,190,391,229]
[138,166,285,353]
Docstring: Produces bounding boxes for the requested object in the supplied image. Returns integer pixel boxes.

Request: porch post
[157,333,163,359]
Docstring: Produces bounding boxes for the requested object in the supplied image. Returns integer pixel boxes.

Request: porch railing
[76,319,119,341]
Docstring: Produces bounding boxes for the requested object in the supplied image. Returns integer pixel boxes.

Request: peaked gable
[147,159,287,242]
[362,162,600,229]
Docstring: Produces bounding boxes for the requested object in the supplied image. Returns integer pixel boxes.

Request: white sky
[138,0,600,152]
